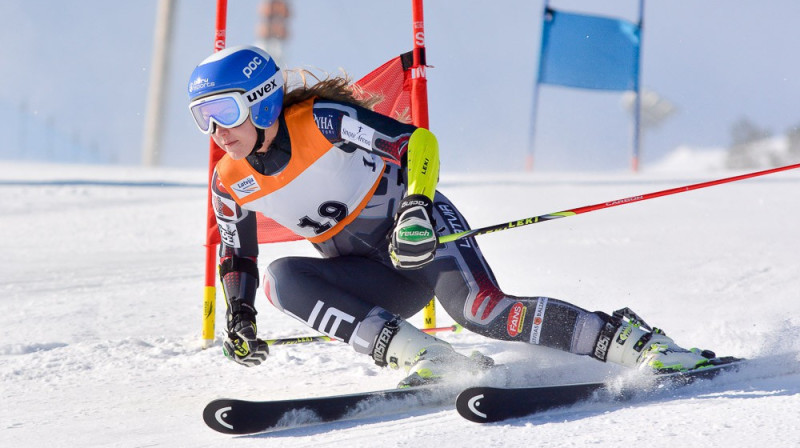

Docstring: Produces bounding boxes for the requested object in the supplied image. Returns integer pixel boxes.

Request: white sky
[2,0,799,171]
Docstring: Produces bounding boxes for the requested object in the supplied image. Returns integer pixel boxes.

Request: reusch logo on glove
[399,225,433,242]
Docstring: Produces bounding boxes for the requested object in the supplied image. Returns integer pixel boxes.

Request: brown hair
[282,69,381,110]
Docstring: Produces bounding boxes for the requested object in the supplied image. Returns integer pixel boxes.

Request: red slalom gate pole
[202,0,228,348]
[409,0,438,329]
[410,0,428,129]
[438,163,800,244]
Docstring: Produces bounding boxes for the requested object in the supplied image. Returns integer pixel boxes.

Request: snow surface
[2,153,800,447]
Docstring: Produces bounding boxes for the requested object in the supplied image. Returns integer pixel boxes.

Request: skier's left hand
[389,194,437,269]
[222,320,269,367]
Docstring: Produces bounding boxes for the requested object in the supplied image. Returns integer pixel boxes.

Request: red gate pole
[410,0,437,328]
[410,0,429,129]
[202,0,228,348]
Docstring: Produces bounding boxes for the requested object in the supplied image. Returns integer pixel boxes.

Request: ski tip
[203,399,269,435]
[456,386,510,423]
[203,400,240,434]
[456,387,494,423]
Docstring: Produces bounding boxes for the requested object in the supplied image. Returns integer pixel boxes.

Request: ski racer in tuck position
[187,45,720,387]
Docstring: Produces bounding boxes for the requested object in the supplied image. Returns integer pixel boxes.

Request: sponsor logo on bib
[231,175,261,198]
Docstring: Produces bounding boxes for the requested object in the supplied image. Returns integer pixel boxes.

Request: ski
[203,384,454,435]
[456,357,744,423]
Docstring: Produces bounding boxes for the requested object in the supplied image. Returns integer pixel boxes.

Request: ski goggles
[189,69,284,134]
[189,92,250,135]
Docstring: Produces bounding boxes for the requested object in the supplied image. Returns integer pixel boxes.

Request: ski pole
[266,335,333,346]
[265,323,463,346]
[438,162,800,244]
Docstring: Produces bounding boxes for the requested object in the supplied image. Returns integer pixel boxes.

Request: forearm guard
[219,256,260,326]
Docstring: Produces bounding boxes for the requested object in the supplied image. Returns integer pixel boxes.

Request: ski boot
[596,308,716,374]
[399,347,496,388]
[371,317,494,388]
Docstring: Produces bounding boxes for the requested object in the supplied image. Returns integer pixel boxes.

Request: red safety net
[352,51,414,125]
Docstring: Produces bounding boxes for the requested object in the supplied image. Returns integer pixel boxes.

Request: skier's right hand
[389,194,438,269]
[222,320,269,367]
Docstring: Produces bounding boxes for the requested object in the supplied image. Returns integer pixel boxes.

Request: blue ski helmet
[188,45,284,129]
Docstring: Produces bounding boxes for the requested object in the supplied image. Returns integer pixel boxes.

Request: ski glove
[389,194,438,269]
[223,319,269,367]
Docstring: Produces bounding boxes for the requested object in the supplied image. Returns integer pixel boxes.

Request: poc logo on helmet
[242,56,263,79]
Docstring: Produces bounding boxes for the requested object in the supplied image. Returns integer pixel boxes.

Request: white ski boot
[597,308,716,373]
[371,318,493,388]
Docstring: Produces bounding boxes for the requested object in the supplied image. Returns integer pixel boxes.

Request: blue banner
[538,8,641,91]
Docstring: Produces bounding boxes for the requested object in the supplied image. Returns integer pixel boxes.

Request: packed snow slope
[2,154,799,447]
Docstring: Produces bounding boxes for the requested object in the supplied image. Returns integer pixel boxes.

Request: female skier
[188,45,718,387]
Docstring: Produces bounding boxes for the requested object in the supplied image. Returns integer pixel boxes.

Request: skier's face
[211,119,259,160]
